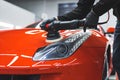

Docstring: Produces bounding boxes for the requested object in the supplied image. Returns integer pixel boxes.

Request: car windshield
[0,22,23,30]
[25,21,41,28]
[0,26,14,30]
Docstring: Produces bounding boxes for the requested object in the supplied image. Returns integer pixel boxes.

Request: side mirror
[107,27,115,34]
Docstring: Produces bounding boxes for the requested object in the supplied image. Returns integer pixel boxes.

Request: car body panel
[0,27,109,80]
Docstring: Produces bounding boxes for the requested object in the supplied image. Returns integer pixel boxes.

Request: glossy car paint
[0,28,110,80]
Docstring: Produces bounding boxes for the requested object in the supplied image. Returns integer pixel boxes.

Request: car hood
[0,28,108,74]
[0,28,81,67]
[0,28,48,68]
[0,28,47,54]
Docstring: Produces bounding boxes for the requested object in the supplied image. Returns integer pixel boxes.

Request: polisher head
[46,31,63,43]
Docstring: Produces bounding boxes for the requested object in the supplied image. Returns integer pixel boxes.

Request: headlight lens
[33,31,91,61]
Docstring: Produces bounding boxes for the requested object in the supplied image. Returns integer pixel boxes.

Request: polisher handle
[47,19,107,32]
[48,20,85,31]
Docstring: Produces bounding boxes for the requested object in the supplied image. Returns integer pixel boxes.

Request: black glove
[84,10,99,32]
[40,17,57,31]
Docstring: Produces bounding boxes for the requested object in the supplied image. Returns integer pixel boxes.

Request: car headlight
[33,31,92,61]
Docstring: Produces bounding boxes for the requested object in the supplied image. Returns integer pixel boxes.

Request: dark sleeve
[57,0,95,21]
[93,0,120,16]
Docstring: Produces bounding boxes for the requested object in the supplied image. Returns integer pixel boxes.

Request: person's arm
[57,0,95,21]
[84,0,120,32]
[93,0,120,16]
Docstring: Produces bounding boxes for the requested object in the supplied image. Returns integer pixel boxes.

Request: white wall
[4,0,117,31]
[44,0,78,18]
[0,0,35,27]
[7,0,78,20]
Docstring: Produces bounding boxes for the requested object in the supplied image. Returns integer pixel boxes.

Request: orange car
[0,20,112,80]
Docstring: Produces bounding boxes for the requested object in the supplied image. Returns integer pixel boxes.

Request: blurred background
[0,0,117,31]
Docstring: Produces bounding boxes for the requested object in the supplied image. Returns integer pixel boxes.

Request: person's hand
[84,10,99,32]
[40,17,57,31]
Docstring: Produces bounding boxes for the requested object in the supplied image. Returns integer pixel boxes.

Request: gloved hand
[40,17,57,31]
[84,10,99,32]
